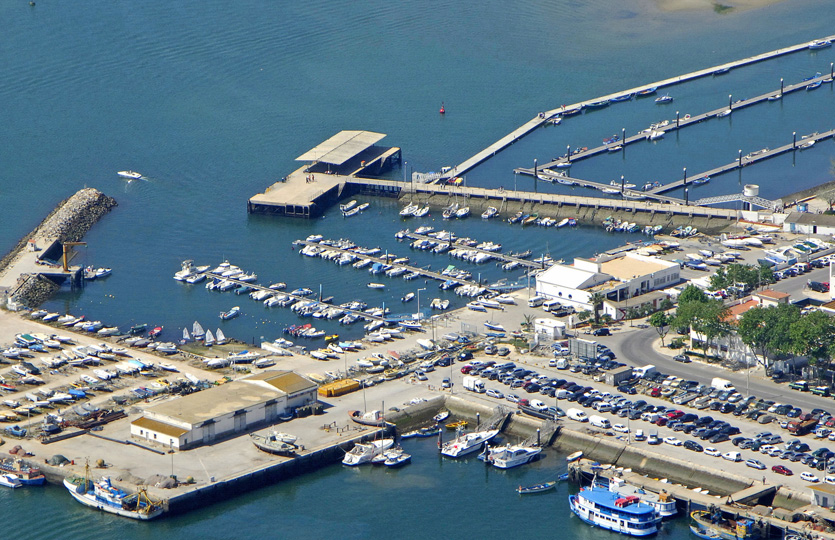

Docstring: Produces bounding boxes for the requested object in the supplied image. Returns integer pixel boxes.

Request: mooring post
[738,149,743,167]
[683,167,687,186]
[676,111,680,128]
[792,131,797,150]
[728,94,733,109]
[566,145,571,163]
[476,412,481,429]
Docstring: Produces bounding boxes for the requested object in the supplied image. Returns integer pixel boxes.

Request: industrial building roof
[142,370,317,427]
[131,416,190,438]
[537,264,605,289]
[599,255,676,281]
[296,131,386,165]
[784,212,835,226]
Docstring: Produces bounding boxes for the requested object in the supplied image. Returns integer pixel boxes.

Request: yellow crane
[61,242,86,272]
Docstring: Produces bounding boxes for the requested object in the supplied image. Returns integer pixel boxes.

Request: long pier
[439,35,835,181]
[291,240,499,293]
[351,177,739,220]
[402,232,545,270]
[201,271,387,322]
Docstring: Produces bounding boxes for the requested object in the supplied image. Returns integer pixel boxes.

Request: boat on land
[349,410,389,427]
[690,508,759,540]
[440,428,499,457]
[64,464,163,520]
[250,432,298,456]
[484,322,505,332]
[569,485,658,536]
[117,170,142,180]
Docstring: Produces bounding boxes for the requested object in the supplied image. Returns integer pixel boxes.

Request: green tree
[649,311,671,347]
[692,300,731,354]
[589,292,605,325]
[737,303,800,371]
[678,285,708,305]
[790,310,835,381]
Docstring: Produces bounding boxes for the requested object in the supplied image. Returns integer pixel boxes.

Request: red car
[460,365,473,374]
[666,410,685,420]
[772,465,793,476]
[654,417,668,427]
[649,388,661,398]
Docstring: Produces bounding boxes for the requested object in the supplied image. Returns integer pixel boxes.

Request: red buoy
[439,102,445,114]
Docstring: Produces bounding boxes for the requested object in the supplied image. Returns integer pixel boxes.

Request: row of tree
[650,283,835,379]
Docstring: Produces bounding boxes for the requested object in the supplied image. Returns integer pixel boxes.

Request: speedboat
[0,474,23,489]
[414,206,430,217]
[342,439,395,466]
[655,94,673,103]
[481,206,498,219]
[440,428,500,458]
[220,306,241,320]
[809,39,832,50]
[455,206,470,218]
[485,444,542,469]
[400,203,419,217]
[367,283,385,289]
[117,171,142,180]
[401,292,415,303]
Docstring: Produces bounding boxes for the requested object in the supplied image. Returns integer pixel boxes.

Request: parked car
[772,465,793,476]
[704,447,721,457]
[592,327,611,336]
[486,389,504,399]
[684,440,704,452]
[801,471,820,483]
[746,459,766,470]
[673,354,691,363]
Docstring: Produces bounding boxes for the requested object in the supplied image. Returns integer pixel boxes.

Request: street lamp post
[417,288,426,321]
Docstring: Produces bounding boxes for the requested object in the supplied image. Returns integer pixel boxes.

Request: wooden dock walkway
[438,35,835,181]
[291,240,499,293]
[351,178,737,220]
[201,272,387,322]
[403,232,545,269]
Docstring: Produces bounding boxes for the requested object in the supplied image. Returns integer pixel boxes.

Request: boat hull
[63,479,163,520]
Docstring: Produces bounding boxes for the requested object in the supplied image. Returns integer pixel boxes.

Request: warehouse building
[130,370,318,450]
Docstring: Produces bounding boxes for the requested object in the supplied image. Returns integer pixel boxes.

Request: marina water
[2,0,835,537]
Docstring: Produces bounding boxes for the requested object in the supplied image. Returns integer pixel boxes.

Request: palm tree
[589,292,605,325]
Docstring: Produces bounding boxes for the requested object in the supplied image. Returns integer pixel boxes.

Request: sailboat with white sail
[215,328,227,345]
[181,328,191,343]
[204,329,215,346]
[192,321,205,340]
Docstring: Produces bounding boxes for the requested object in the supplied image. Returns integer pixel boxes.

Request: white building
[535,252,680,319]
[534,318,565,339]
[783,212,835,236]
[130,370,318,450]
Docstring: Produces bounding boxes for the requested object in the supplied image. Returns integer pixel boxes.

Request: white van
[566,408,588,422]
[556,389,573,399]
[528,295,546,308]
[641,412,660,423]
[542,299,561,312]
[722,451,742,462]
[530,399,548,412]
[589,415,611,429]
[593,401,613,413]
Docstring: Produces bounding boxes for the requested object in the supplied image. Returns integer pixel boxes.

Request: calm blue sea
[2,0,835,537]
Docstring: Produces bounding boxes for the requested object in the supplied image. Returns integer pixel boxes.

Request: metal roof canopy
[296,130,386,166]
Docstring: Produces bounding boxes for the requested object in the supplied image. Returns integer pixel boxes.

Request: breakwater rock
[9,274,60,308]
[38,187,118,245]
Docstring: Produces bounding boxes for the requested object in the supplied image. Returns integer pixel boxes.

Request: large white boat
[440,428,499,458]
[600,477,677,518]
[569,485,658,536]
[63,467,163,520]
[117,170,142,180]
[342,439,395,466]
[485,444,542,469]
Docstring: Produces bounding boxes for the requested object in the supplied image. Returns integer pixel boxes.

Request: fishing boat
[117,170,142,180]
[691,176,710,185]
[585,100,609,109]
[384,452,412,468]
[401,426,440,439]
[0,458,46,486]
[609,93,633,103]
[508,211,524,224]
[655,94,673,103]
[64,463,163,520]
[250,432,298,457]
[349,410,389,427]
[485,444,542,469]
[481,206,498,219]
[129,324,147,335]
[440,428,500,457]
[807,80,822,90]
[636,87,657,96]
[569,485,659,536]
[0,474,22,488]
[342,439,395,466]
[566,450,584,463]
[433,411,450,423]
[690,508,759,540]
[148,326,163,338]
[521,214,538,226]
[517,480,558,494]
[220,306,240,320]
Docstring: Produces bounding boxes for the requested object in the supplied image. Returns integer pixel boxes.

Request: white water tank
[743,184,759,197]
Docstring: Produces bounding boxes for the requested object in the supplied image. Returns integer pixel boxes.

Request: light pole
[417,288,426,321]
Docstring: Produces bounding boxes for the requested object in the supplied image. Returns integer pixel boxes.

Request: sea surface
[2,0,835,537]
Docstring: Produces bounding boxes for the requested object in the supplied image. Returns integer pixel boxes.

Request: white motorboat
[416,339,434,350]
[400,203,419,217]
[440,429,500,458]
[340,200,358,212]
[414,206,430,217]
[342,439,395,466]
[117,170,142,180]
[367,283,385,289]
[481,206,498,219]
[0,474,23,489]
[494,294,516,305]
[455,206,470,218]
[485,444,542,469]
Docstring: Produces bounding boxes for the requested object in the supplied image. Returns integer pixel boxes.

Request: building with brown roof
[130,370,318,450]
